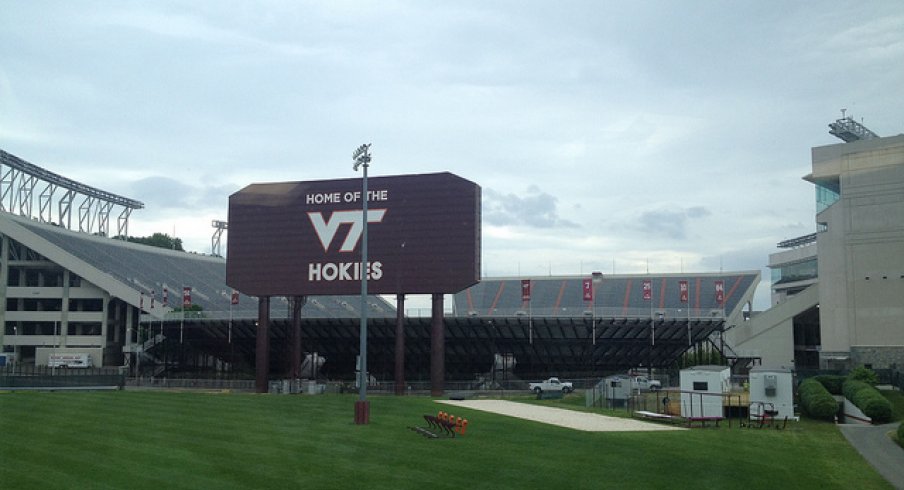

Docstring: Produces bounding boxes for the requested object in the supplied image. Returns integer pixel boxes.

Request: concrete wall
[814,135,904,369]
[728,285,816,369]
[850,346,904,370]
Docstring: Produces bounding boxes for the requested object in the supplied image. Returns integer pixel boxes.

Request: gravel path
[436,399,683,432]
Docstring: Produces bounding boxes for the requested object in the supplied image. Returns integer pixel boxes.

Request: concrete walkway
[839,422,904,489]
[436,399,684,432]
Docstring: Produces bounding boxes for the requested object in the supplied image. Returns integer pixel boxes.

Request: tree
[116,233,184,251]
[847,365,879,386]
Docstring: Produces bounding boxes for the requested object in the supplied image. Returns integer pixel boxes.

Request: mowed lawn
[0,390,892,490]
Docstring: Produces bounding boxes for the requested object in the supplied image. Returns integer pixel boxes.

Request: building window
[693,381,708,391]
[815,181,840,213]
[772,258,818,285]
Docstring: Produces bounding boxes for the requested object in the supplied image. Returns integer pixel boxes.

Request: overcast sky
[2,1,903,310]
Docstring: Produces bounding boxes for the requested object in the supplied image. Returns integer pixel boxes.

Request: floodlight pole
[353,143,372,424]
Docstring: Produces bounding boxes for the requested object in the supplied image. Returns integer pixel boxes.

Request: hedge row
[799,378,838,419]
[843,379,892,424]
[812,375,845,395]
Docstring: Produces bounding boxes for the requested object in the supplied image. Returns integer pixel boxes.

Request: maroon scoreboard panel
[227,172,481,297]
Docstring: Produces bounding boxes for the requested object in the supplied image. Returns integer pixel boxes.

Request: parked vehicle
[629,375,661,391]
[528,377,574,394]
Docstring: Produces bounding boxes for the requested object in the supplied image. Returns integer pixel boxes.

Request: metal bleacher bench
[635,410,723,427]
[634,410,677,423]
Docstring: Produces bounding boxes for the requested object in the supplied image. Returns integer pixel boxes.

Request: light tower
[352,143,372,425]
[211,220,228,256]
[828,109,879,143]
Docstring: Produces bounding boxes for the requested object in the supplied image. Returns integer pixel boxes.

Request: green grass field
[0,390,893,489]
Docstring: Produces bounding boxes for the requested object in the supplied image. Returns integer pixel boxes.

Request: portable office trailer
[603,375,632,407]
[680,365,730,418]
[748,366,794,420]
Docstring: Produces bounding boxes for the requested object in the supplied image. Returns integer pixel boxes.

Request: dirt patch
[436,399,683,432]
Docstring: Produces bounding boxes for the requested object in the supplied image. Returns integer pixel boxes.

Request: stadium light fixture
[352,143,372,424]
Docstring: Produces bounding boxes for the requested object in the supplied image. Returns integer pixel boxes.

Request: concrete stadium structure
[0,151,761,383]
[0,206,757,381]
[728,121,904,372]
[3,122,901,385]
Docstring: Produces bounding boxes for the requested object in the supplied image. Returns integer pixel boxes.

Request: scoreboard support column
[255,296,270,393]
[394,294,406,396]
[290,296,305,378]
[430,293,445,396]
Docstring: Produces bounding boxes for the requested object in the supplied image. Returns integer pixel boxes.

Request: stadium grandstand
[0,149,761,387]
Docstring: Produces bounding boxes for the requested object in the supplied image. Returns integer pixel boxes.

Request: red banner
[715,280,724,305]
[150,290,155,308]
[679,280,688,303]
[642,280,652,301]
[183,287,192,308]
[163,287,169,307]
[521,279,531,302]
[582,278,593,302]
[231,290,240,305]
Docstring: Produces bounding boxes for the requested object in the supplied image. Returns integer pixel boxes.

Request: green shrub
[898,422,904,446]
[843,379,868,400]
[863,397,893,423]
[799,378,838,420]
[843,379,892,423]
[847,366,879,386]
[813,375,845,395]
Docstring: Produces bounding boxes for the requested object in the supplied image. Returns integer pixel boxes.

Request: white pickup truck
[629,375,661,391]
[528,377,574,394]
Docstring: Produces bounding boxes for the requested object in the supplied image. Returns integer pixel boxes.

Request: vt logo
[307,210,387,253]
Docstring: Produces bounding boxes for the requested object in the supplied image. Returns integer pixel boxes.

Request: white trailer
[48,353,93,368]
[748,366,794,421]
[679,365,730,419]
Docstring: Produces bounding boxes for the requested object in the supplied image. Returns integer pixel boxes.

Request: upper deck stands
[454,273,758,319]
[4,214,394,319]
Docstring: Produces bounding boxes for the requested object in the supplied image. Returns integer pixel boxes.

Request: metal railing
[125,377,255,391]
[145,306,726,322]
[0,364,125,389]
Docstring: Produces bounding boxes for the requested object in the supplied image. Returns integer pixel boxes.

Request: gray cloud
[484,185,578,229]
[130,177,194,209]
[636,206,711,240]
[1,0,900,309]
[129,177,232,212]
